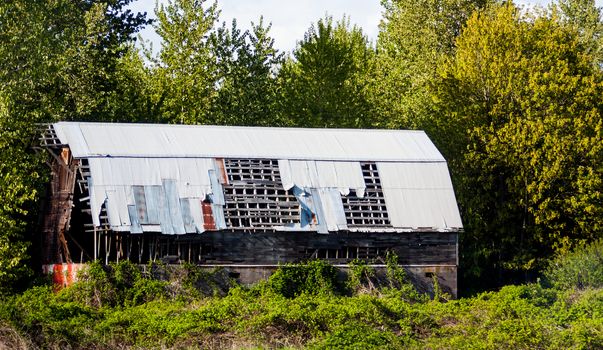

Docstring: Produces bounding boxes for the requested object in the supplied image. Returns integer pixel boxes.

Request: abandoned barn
[39,122,463,296]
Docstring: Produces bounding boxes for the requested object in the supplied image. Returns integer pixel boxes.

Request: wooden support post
[93,227,97,261]
[40,147,78,264]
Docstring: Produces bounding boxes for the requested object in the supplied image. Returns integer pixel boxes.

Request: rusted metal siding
[42,263,86,289]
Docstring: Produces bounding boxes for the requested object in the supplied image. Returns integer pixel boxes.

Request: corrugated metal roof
[53,122,445,162]
[377,162,463,229]
[53,122,462,233]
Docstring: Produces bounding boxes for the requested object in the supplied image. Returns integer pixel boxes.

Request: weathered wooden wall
[191,231,457,265]
[40,148,77,264]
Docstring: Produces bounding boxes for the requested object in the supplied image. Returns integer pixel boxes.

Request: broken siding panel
[188,198,205,233]
[84,158,215,226]
[143,186,162,224]
[104,190,122,228]
[87,177,102,227]
[208,169,225,205]
[132,186,149,224]
[127,205,143,234]
[309,188,328,234]
[87,159,107,227]
[163,179,186,235]
[145,185,172,235]
[278,160,365,197]
[318,188,348,231]
[211,204,227,230]
[180,199,196,233]
[292,186,317,228]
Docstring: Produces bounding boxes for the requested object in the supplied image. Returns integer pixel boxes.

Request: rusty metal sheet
[202,202,216,230]
[215,158,228,184]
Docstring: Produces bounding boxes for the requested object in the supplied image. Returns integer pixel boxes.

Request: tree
[208,18,285,126]
[436,2,603,288]
[0,0,150,122]
[372,0,488,130]
[0,0,149,292]
[151,0,220,124]
[555,0,603,65]
[278,16,376,128]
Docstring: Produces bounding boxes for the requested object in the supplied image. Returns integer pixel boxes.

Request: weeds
[0,251,601,349]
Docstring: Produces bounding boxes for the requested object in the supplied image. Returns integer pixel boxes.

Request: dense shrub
[268,260,344,297]
[545,239,603,290]
[0,260,601,349]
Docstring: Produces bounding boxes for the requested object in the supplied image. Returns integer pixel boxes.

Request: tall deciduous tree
[152,0,220,124]
[279,16,376,128]
[0,0,148,293]
[555,0,603,64]
[436,2,603,287]
[372,0,488,130]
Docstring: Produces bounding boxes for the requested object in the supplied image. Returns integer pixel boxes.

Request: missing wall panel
[223,158,301,230]
[341,162,391,228]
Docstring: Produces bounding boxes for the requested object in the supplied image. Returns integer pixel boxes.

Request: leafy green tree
[151,0,220,124]
[278,16,376,128]
[0,95,38,293]
[372,0,489,130]
[208,18,285,126]
[436,2,603,288]
[0,0,148,292]
[555,0,603,64]
[0,0,150,122]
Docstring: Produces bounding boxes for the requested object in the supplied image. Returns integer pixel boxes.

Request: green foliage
[151,0,220,124]
[385,251,407,288]
[0,0,149,294]
[545,239,603,290]
[208,18,286,126]
[147,0,285,126]
[268,260,343,298]
[372,0,488,129]
[60,260,168,308]
[0,262,601,349]
[555,0,603,65]
[435,2,603,288]
[309,322,402,349]
[347,259,376,292]
[279,16,376,128]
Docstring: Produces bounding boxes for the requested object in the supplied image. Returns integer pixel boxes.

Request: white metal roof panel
[278,159,366,197]
[377,162,463,230]
[53,122,445,162]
